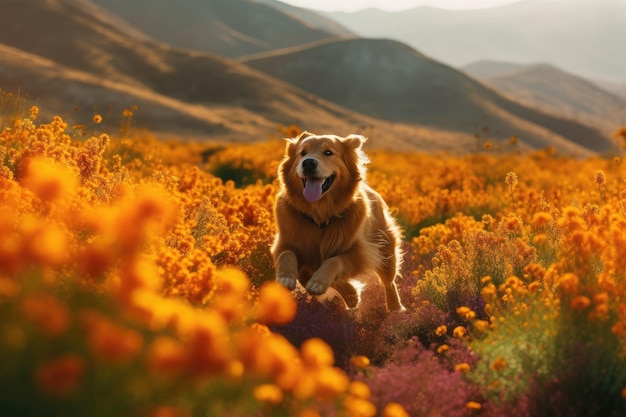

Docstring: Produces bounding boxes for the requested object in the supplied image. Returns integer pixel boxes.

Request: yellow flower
[505,171,518,187]
[531,212,553,227]
[382,402,410,417]
[348,381,371,399]
[350,355,371,369]
[92,114,103,124]
[455,362,471,373]
[570,295,591,311]
[453,326,467,338]
[465,401,482,410]
[473,320,490,332]
[594,170,606,186]
[435,325,447,336]
[437,344,449,354]
[301,337,335,368]
[253,384,283,404]
[557,273,579,295]
[256,281,297,325]
[146,336,188,375]
[491,357,508,371]
[215,267,249,297]
[344,396,376,417]
[312,367,350,400]
[29,105,39,120]
[21,157,78,202]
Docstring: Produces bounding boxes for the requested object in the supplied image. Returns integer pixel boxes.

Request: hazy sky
[280,0,567,12]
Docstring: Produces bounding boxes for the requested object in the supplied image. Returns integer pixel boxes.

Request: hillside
[463,61,626,135]
[242,38,611,154]
[324,0,626,84]
[91,0,352,57]
[0,0,450,149]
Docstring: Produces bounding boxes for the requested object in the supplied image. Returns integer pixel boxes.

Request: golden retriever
[271,131,404,310]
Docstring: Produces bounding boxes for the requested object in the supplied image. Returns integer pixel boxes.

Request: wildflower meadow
[2,92,626,417]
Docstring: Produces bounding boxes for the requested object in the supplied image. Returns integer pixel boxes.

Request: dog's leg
[332,280,359,309]
[275,250,298,290]
[377,247,405,311]
[305,256,345,296]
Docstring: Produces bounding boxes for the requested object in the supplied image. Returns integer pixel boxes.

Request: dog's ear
[343,134,367,149]
[294,131,313,142]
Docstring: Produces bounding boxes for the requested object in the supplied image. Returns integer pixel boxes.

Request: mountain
[462,61,626,135]
[324,0,626,84]
[91,0,353,58]
[0,0,418,147]
[242,38,611,153]
[462,61,527,80]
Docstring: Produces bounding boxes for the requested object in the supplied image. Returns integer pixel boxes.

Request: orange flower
[557,273,579,295]
[344,396,376,417]
[491,357,508,371]
[29,105,39,120]
[23,223,70,267]
[350,355,371,369]
[92,114,103,124]
[348,381,372,399]
[256,281,297,325]
[35,354,87,397]
[531,212,553,227]
[84,313,144,363]
[312,367,350,400]
[570,296,591,311]
[437,344,449,354]
[183,312,230,376]
[594,170,606,186]
[382,402,410,417]
[21,293,69,338]
[473,320,490,332]
[215,267,249,297]
[301,337,334,368]
[453,326,467,338]
[505,171,518,187]
[435,325,447,336]
[455,363,471,373]
[20,157,78,202]
[146,336,188,375]
[253,384,283,405]
[466,401,482,410]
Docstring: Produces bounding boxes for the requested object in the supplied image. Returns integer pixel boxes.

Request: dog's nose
[302,158,317,173]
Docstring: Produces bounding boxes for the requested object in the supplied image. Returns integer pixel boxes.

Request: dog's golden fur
[271,131,404,310]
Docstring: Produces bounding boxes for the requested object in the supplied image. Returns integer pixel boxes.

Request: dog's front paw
[277,276,297,290]
[305,279,329,295]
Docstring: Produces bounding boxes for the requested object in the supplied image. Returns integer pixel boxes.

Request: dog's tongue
[303,178,324,203]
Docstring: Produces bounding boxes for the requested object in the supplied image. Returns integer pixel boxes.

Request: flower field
[2,95,626,417]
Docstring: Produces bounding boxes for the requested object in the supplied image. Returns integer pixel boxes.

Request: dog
[271,131,404,311]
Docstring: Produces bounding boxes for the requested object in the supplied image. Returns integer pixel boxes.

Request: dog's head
[279,131,369,207]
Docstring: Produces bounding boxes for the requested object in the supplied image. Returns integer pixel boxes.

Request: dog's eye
[323,150,333,156]
[300,150,307,157]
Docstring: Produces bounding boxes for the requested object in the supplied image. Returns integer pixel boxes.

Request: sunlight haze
[279,0,600,12]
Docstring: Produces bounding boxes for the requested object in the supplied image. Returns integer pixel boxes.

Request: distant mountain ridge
[463,61,626,135]
[91,0,353,57]
[0,0,616,154]
[0,0,382,143]
[242,38,612,153]
[324,0,626,84]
